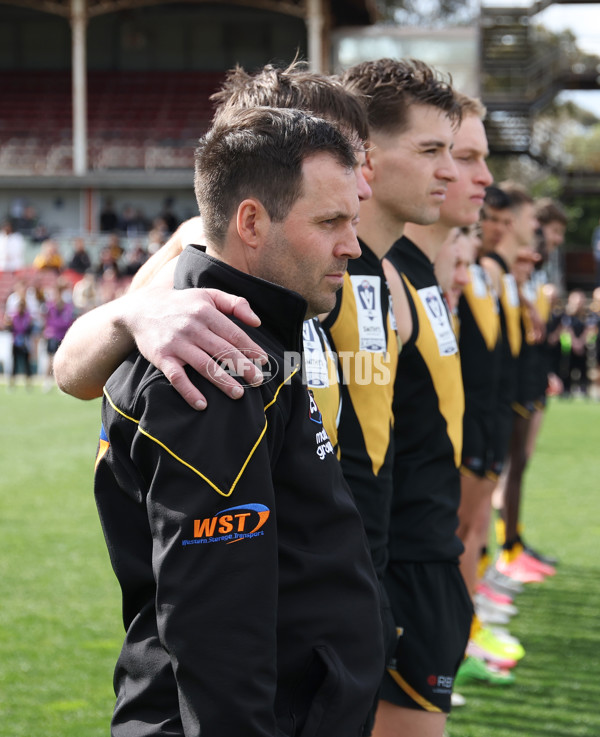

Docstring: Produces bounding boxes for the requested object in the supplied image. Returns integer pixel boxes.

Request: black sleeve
[132,378,285,737]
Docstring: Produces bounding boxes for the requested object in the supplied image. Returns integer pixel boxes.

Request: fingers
[160,351,252,410]
[161,359,210,410]
[207,290,262,328]
[195,294,268,372]
[200,316,268,371]
[155,340,264,410]
[182,334,264,385]
[130,286,269,409]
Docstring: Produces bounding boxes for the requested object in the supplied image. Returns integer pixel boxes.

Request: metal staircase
[480,0,600,164]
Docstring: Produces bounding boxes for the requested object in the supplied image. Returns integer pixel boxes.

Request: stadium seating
[0,70,225,173]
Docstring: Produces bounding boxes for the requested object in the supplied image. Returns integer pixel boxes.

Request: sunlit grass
[448,397,600,737]
[0,388,119,737]
[0,388,598,735]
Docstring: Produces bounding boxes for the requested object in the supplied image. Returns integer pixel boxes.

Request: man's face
[354,146,372,202]
[258,152,361,318]
[435,229,475,310]
[366,103,458,226]
[452,231,476,304]
[541,221,566,252]
[512,203,538,248]
[480,205,512,251]
[440,114,493,228]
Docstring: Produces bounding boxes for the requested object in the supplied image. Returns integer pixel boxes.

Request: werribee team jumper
[320,239,398,587]
[341,57,467,737]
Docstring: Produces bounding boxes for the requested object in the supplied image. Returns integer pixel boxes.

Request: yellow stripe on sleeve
[103,368,298,498]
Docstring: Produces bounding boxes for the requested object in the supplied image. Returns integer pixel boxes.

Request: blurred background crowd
[0,201,181,388]
[2,194,600,397]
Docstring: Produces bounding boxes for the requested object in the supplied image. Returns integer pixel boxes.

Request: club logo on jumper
[417,286,458,357]
[351,275,386,352]
[470,264,488,299]
[183,503,271,546]
[357,279,376,311]
[425,290,444,323]
[427,674,454,694]
[504,273,520,307]
[303,319,330,388]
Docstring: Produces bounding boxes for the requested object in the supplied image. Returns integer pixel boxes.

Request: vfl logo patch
[357,279,376,312]
[351,275,386,352]
[303,319,330,388]
[425,291,444,322]
[470,264,488,299]
[182,503,270,546]
[417,286,458,357]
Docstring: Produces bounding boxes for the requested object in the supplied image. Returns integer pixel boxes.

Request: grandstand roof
[1,0,377,25]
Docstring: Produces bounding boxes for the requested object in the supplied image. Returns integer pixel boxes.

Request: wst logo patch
[183,503,271,547]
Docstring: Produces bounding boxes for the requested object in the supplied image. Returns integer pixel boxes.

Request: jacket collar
[174,245,307,351]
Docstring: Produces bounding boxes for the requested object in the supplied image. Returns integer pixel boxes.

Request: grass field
[0,387,598,736]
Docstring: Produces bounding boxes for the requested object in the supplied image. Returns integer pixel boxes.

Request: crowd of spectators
[2,202,600,397]
[546,285,600,397]
[0,206,179,388]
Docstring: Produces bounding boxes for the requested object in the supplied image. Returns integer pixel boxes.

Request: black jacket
[95,245,383,737]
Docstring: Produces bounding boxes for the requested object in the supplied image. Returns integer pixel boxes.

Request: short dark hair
[211,60,369,145]
[340,58,461,136]
[535,197,567,227]
[195,107,357,247]
[483,185,512,212]
[499,181,534,212]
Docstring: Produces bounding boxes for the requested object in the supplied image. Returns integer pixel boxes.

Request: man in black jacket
[95,107,383,737]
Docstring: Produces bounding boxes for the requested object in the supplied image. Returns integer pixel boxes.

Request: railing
[481,2,600,161]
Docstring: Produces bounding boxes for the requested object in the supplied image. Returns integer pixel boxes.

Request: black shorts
[380,561,473,714]
[512,399,536,421]
[491,400,513,477]
[461,409,495,480]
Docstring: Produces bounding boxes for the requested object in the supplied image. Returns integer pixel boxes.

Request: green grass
[0,388,120,737]
[0,387,599,735]
[448,397,600,737]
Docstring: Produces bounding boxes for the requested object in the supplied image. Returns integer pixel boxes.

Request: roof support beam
[71,0,88,175]
[306,0,324,72]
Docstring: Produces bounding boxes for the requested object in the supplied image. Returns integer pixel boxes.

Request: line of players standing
[435,182,574,690]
